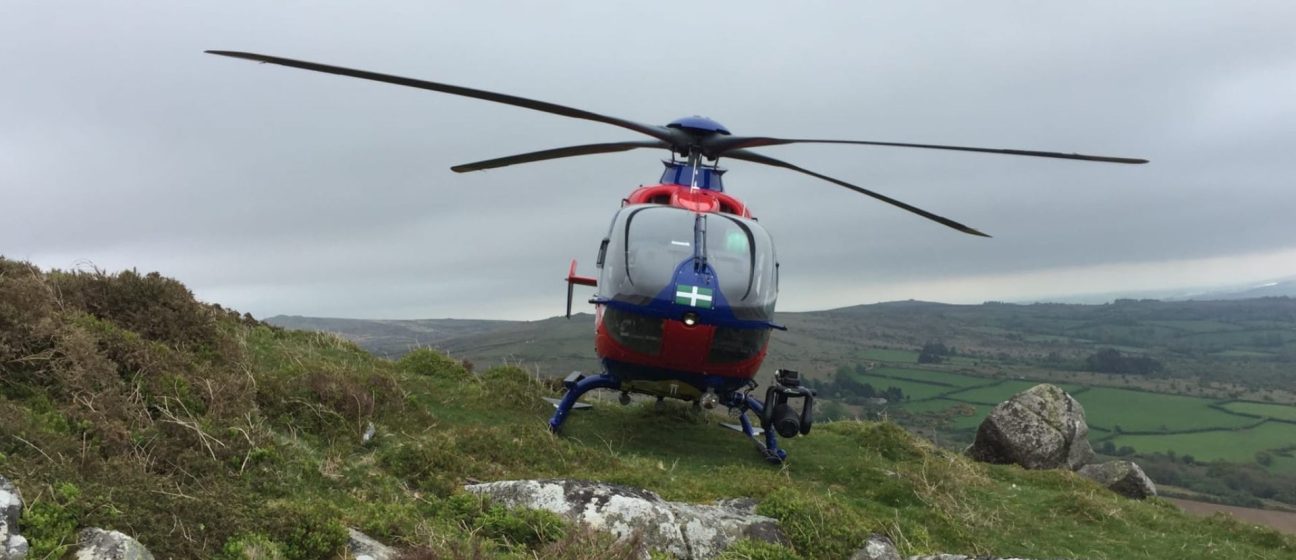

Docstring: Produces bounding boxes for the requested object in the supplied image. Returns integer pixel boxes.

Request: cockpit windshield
[598,205,778,321]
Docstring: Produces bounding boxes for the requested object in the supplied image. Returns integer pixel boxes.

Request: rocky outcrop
[74,528,153,560]
[1,477,28,560]
[849,534,901,560]
[847,534,1045,560]
[465,479,783,559]
[965,384,1093,470]
[909,555,1036,560]
[1078,460,1157,499]
[347,528,395,560]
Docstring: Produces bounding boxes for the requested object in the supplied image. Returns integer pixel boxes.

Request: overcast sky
[4,1,1295,320]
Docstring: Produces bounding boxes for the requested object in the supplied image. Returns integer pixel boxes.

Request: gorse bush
[0,258,57,362]
[45,266,219,349]
[399,347,470,379]
[19,482,82,559]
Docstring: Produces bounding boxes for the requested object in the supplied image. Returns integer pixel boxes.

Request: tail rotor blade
[708,136,1147,164]
[452,141,670,173]
[724,149,990,237]
[205,50,677,144]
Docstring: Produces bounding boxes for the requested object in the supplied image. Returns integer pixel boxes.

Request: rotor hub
[667,115,730,136]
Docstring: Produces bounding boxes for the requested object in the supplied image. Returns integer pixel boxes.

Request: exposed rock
[1,476,27,560]
[965,384,1093,470]
[909,556,1036,560]
[3,533,27,560]
[347,528,395,560]
[1078,460,1157,499]
[465,479,783,559]
[75,528,154,560]
[849,534,900,560]
[0,478,19,535]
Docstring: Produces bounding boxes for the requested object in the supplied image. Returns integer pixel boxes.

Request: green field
[897,398,969,413]
[1108,421,1296,463]
[859,348,919,361]
[1222,401,1296,422]
[1075,388,1256,432]
[1268,453,1296,476]
[1145,320,1244,333]
[1023,334,1084,344]
[895,399,986,431]
[1182,329,1296,346]
[851,373,956,401]
[943,380,1084,405]
[1213,350,1277,359]
[869,367,993,388]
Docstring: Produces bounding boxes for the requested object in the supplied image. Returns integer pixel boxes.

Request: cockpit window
[623,208,696,290]
[599,205,777,320]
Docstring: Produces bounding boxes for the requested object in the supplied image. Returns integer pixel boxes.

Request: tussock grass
[1,258,1294,559]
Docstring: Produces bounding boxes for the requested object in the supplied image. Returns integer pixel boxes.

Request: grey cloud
[3,1,1295,319]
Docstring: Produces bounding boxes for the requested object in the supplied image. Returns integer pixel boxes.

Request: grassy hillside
[3,259,1294,559]
[270,298,1296,507]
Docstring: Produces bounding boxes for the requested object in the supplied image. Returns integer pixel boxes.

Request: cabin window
[596,238,609,268]
[599,205,778,321]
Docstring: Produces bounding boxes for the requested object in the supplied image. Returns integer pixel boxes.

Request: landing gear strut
[724,392,788,464]
[723,369,815,464]
[548,370,814,466]
[548,372,620,433]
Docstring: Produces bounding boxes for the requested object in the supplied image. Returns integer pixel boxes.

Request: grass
[943,380,1085,405]
[1107,422,1296,463]
[1222,401,1296,422]
[1267,454,1296,476]
[1213,350,1277,359]
[869,367,992,388]
[1073,388,1256,432]
[1145,320,1244,333]
[859,348,918,362]
[1,259,1294,559]
[895,399,988,431]
[849,373,955,401]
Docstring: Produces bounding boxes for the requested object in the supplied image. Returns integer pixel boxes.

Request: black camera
[761,369,816,438]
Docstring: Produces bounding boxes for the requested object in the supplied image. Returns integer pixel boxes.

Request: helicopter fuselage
[571,165,783,403]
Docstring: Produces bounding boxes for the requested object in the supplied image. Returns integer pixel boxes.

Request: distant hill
[1182,279,1296,301]
[268,297,1296,393]
[264,315,511,357]
[1029,278,1296,304]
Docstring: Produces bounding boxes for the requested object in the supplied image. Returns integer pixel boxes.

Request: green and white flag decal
[674,284,714,308]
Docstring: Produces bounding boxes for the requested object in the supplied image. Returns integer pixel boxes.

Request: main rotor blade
[206,50,677,144]
[451,140,670,173]
[724,149,990,237]
[707,136,1148,164]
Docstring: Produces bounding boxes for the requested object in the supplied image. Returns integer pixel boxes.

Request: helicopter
[207,51,1147,463]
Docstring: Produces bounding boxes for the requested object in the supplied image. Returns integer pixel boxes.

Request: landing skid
[547,372,788,464]
[547,372,620,432]
[541,396,592,410]
[724,393,787,464]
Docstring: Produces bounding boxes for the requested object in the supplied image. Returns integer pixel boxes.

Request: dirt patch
[1167,497,1296,535]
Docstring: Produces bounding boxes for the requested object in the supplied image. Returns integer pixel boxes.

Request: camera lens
[772,403,800,438]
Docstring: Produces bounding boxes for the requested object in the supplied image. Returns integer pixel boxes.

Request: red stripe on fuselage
[594,307,768,380]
